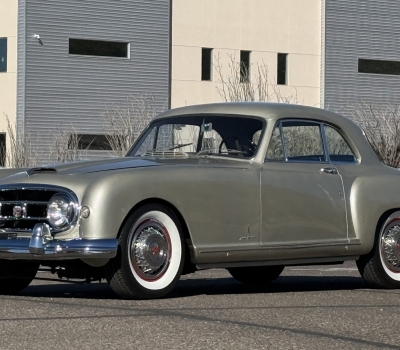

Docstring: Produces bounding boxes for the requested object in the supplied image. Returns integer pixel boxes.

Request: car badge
[13,205,23,220]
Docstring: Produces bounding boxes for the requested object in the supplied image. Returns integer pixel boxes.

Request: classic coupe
[0,102,399,299]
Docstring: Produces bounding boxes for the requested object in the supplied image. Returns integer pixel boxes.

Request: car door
[261,120,348,249]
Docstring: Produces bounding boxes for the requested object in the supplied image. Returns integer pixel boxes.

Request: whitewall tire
[357,211,400,288]
[105,204,185,299]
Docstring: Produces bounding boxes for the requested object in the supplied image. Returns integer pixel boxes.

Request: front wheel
[0,260,39,294]
[357,211,400,288]
[228,265,284,287]
[105,204,185,299]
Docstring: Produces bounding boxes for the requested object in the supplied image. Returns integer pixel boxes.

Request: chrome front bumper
[0,224,118,260]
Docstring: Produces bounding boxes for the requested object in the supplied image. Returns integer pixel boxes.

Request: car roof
[154,102,381,165]
[155,102,358,130]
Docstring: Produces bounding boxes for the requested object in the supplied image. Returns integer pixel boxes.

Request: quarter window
[324,125,356,162]
[266,127,284,161]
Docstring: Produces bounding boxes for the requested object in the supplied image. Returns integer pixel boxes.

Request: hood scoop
[26,167,58,177]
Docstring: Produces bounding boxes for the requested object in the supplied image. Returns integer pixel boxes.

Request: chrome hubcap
[130,220,171,281]
[381,223,400,272]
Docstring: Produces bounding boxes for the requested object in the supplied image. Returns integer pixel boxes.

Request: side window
[266,127,284,160]
[281,121,326,162]
[324,125,356,162]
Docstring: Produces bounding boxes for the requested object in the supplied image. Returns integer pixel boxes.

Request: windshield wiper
[168,142,193,151]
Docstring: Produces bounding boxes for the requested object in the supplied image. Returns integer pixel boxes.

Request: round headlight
[47,194,75,228]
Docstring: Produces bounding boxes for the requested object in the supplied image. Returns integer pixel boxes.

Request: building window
[69,39,129,58]
[0,133,5,166]
[0,38,7,72]
[358,58,400,76]
[277,53,288,85]
[240,50,251,82]
[201,48,213,81]
[70,134,113,151]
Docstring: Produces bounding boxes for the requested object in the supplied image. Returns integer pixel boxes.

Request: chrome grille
[0,185,78,233]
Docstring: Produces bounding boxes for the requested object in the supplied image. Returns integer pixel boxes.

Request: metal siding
[23,0,170,161]
[324,0,400,115]
[17,0,26,133]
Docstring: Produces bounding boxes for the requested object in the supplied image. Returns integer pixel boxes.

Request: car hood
[26,157,171,175]
[0,156,253,182]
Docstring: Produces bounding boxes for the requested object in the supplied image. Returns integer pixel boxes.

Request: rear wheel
[357,211,400,288]
[0,260,39,294]
[105,204,185,299]
[228,265,284,287]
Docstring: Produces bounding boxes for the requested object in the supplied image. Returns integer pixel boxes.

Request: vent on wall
[358,59,400,76]
[69,39,129,58]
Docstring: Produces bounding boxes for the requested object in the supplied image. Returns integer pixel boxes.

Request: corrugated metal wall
[324,0,400,115]
[17,0,26,135]
[18,0,170,162]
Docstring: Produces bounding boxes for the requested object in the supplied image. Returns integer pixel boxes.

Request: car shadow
[16,275,375,300]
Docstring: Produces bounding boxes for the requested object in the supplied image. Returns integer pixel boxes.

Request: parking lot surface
[0,261,399,350]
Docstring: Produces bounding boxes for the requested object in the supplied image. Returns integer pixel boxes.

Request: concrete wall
[0,0,17,136]
[171,0,321,108]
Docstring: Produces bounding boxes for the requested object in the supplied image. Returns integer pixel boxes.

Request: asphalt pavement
[0,261,399,350]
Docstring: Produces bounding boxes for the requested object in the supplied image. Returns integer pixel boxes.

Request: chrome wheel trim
[127,210,182,290]
[129,219,171,281]
[379,214,400,281]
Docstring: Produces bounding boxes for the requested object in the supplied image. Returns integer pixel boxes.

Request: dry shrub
[48,126,83,164]
[103,94,161,157]
[214,53,300,104]
[4,114,38,168]
[349,103,400,168]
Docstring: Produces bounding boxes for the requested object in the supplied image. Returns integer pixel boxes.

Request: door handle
[321,167,338,175]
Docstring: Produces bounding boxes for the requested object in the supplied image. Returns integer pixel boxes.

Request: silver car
[0,102,399,299]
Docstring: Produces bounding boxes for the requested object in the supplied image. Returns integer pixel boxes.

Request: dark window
[0,38,7,72]
[69,39,129,58]
[70,134,113,151]
[281,121,325,162]
[277,53,287,85]
[0,133,5,166]
[240,50,251,82]
[358,59,400,75]
[201,48,213,81]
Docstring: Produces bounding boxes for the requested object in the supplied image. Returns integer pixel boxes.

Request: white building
[1,0,400,163]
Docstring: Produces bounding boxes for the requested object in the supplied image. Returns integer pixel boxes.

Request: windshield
[127,115,265,158]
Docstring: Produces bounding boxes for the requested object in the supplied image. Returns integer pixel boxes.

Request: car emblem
[13,205,24,220]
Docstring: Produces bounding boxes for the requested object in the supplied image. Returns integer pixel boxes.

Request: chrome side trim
[199,239,360,254]
[196,256,360,270]
[0,224,117,260]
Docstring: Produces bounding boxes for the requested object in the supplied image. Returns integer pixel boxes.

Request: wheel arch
[118,197,196,272]
[363,208,400,258]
